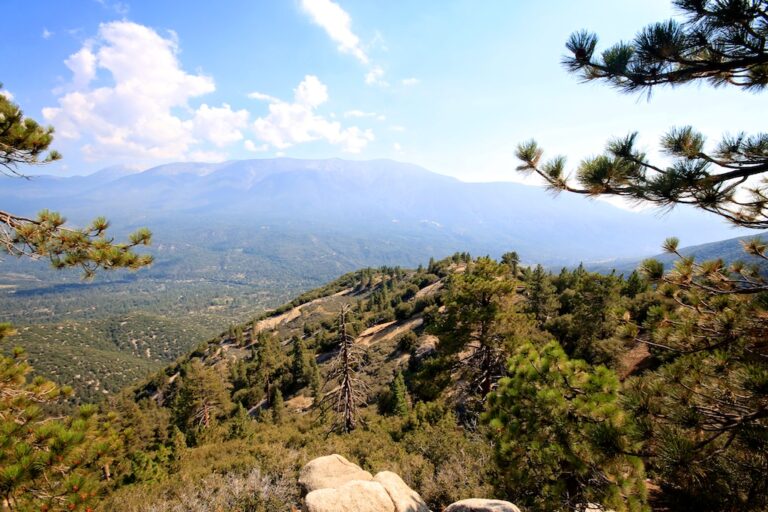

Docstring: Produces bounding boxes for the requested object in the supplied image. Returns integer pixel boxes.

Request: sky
[3,0,767,184]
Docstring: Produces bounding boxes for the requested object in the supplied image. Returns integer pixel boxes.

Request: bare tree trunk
[339,306,356,433]
[318,305,368,434]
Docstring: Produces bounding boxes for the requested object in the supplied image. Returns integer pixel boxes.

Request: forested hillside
[80,254,662,511]
[8,247,751,512]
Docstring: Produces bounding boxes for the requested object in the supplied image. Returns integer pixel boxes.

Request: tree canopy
[0,86,152,277]
[484,341,648,512]
[511,2,768,508]
[516,0,768,228]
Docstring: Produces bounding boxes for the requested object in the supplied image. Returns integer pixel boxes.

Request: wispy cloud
[244,140,268,152]
[364,65,388,87]
[344,110,385,121]
[401,77,420,86]
[299,0,393,87]
[247,91,280,102]
[94,0,130,16]
[299,0,368,64]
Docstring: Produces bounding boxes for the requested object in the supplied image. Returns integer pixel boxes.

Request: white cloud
[294,75,328,107]
[364,65,388,87]
[43,21,248,163]
[401,77,420,86]
[389,125,406,132]
[251,75,374,153]
[247,91,279,102]
[64,47,97,89]
[393,142,402,152]
[190,104,249,147]
[244,140,268,152]
[42,28,53,39]
[0,89,13,100]
[344,110,382,119]
[299,0,390,87]
[300,0,368,64]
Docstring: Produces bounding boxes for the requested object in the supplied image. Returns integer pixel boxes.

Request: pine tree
[229,358,248,390]
[309,357,322,400]
[516,1,768,228]
[0,89,154,507]
[390,370,410,417]
[512,3,768,508]
[169,426,187,470]
[618,238,768,509]
[173,360,232,437]
[500,251,520,277]
[227,403,256,440]
[555,271,623,364]
[0,327,106,510]
[271,388,285,425]
[0,87,152,277]
[432,257,516,402]
[483,341,648,512]
[254,332,287,400]
[621,270,648,298]
[523,264,559,325]
[290,337,310,390]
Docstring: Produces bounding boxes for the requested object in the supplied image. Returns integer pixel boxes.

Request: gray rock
[299,454,373,493]
[305,480,395,512]
[579,504,615,512]
[374,471,430,512]
[444,498,521,512]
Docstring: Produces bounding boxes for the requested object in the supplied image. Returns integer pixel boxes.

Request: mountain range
[1,158,751,275]
[587,229,768,275]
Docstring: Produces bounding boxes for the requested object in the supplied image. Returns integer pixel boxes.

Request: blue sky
[3,0,766,183]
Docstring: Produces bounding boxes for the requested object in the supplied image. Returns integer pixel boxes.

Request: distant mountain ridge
[1,158,751,270]
[586,231,768,275]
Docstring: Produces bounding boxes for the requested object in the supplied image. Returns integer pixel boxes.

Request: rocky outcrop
[299,454,521,512]
[374,471,430,512]
[300,455,426,512]
[298,454,373,493]
[305,480,395,512]
[444,499,521,512]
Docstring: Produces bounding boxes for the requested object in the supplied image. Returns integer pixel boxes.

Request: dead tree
[318,305,368,434]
